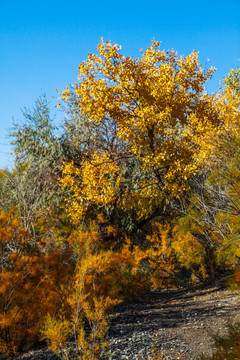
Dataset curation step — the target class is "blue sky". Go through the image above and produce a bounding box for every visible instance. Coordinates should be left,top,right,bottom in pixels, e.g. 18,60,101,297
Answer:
0,0,239,169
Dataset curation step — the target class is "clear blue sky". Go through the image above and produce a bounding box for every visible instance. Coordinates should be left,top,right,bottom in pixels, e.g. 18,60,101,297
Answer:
0,0,239,169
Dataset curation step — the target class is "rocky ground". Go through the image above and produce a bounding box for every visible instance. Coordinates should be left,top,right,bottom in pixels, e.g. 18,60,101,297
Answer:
109,285,240,359
4,285,240,360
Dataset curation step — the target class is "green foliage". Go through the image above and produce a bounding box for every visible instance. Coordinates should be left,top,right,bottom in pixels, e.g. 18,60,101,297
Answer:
0,169,13,212
1,96,65,234
223,68,240,94
11,95,61,165
171,129,240,281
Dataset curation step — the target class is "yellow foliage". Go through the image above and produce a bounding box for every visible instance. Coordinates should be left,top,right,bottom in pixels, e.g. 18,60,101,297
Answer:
41,315,71,357
60,152,121,222
60,40,239,197
147,223,184,288
42,222,152,359
172,227,208,281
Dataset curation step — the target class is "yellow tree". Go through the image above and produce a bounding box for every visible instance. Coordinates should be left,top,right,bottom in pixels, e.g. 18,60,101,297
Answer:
61,40,231,200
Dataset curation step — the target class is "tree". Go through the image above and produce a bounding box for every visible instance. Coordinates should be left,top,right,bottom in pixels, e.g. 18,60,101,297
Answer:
11,95,61,167
223,67,240,94
60,91,172,244
61,90,126,165
171,68,240,281
5,96,66,235
61,40,230,200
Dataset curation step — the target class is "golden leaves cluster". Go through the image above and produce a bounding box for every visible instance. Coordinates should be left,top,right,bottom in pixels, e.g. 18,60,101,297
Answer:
60,152,121,222
61,39,238,196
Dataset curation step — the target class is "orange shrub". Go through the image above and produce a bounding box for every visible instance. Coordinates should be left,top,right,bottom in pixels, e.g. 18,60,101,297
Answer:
0,210,73,355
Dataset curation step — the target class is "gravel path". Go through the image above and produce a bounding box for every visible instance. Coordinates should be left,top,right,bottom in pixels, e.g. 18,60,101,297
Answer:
108,286,240,359
4,286,240,360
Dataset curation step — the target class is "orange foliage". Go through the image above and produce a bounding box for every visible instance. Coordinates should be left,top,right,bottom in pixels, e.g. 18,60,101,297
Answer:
42,221,152,359
0,210,73,354
147,223,188,288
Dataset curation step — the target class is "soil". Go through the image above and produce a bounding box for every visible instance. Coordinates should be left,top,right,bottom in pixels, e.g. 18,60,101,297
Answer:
109,284,240,359
3,285,240,360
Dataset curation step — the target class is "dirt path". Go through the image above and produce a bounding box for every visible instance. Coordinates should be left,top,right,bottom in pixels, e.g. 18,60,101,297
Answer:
108,286,240,359
4,286,240,360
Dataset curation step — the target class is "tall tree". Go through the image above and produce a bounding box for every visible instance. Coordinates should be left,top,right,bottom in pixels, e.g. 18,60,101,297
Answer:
4,96,64,234
61,40,233,200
